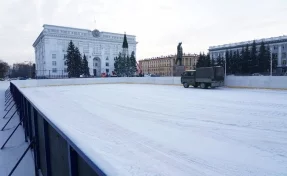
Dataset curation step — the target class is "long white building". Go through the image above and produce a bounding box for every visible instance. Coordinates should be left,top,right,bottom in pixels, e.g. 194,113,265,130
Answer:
209,36,287,73
33,24,137,77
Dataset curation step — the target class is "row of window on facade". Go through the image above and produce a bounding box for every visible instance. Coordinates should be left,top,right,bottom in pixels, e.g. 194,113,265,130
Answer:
212,49,287,58
142,61,196,67
38,68,111,74
50,68,67,73
52,61,110,67
53,54,111,60
92,63,109,67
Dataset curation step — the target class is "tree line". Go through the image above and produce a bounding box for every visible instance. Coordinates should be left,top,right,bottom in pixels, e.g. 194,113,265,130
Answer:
196,41,277,75
0,60,9,78
0,60,36,79
114,51,137,77
65,41,90,78
65,40,138,77
10,62,35,78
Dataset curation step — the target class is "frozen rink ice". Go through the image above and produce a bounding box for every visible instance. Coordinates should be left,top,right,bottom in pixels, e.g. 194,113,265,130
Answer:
21,84,287,176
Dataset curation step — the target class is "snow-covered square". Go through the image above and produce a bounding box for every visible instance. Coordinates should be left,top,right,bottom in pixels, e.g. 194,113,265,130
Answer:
20,84,287,176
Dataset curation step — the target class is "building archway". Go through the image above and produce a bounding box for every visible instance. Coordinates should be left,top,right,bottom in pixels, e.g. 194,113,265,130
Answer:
93,57,101,77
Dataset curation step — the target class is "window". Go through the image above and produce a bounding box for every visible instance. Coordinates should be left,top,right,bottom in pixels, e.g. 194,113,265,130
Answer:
95,63,98,67
52,68,57,73
274,53,278,58
184,71,194,76
282,60,287,66
106,62,109,66
106,57,109,60
64,68,67,72
52,54,56,59
52,61,56,66
106,69,109,73
282,52,286,58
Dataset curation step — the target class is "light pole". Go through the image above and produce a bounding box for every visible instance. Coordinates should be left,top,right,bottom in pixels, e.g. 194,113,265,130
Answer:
225,57,227,78
270,47,273,76
224,53,227,81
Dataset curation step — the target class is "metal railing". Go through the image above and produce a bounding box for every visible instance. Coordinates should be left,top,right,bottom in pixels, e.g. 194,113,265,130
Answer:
1,82,107,176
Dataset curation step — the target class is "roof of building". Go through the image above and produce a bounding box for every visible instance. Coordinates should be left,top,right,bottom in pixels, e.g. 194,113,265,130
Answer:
139,54,199,61
209,35,287,51
43,24,136,37
33,24,137,47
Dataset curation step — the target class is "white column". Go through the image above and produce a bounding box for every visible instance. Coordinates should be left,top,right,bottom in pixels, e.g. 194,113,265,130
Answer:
278,45,282,67
89,55,93,76
210,52,213,61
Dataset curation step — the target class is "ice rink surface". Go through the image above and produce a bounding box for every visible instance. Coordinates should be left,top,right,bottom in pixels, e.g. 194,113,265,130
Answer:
21,84,287,176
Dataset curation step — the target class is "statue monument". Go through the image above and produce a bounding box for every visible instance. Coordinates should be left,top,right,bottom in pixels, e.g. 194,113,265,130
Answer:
175,42,183,66
173,42,185,76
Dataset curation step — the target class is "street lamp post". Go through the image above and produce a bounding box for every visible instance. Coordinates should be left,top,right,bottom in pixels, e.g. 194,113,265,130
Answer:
225,57,227,78
270,47,273,76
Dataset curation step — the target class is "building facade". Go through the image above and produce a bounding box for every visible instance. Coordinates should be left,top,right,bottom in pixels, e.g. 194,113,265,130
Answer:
209,35,287,73
33,24,137,77
139,54,199,76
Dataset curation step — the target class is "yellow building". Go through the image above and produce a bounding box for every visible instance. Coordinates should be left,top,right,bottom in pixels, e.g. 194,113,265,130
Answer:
139,54,199,76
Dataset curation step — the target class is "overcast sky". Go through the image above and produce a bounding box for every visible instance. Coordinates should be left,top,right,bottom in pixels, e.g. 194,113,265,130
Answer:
0,0,286,64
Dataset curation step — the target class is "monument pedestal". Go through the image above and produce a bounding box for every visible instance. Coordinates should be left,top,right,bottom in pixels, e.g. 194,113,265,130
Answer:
173,66,185,76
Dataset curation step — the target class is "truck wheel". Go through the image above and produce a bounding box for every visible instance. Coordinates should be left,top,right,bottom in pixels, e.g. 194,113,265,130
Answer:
200,83,206,89
183,83,189,88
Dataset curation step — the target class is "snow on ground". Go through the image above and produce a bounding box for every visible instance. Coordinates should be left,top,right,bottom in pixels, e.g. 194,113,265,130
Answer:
20,84,287,176
0,82,35,176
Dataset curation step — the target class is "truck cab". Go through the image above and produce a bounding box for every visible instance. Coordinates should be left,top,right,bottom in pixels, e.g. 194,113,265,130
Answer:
181,70,197,88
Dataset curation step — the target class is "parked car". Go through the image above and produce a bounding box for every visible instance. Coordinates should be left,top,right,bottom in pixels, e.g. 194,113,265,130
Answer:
18,77,27,80
252,73,263,76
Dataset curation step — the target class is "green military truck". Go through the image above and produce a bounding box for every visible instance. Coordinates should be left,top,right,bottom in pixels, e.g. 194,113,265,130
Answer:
181,66,224,89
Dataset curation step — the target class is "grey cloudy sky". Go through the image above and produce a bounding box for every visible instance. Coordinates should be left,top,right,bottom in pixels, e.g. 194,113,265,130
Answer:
0,0,286,64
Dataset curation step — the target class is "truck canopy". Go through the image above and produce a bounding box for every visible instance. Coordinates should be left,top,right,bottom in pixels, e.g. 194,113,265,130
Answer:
196,66,224,81
213,66,224,81
196,67,214,79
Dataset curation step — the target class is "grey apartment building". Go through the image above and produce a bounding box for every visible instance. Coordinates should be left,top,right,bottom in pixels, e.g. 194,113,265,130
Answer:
209,36,287,73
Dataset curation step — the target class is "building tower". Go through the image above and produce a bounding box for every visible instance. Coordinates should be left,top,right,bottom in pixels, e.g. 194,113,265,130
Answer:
122,33,129,57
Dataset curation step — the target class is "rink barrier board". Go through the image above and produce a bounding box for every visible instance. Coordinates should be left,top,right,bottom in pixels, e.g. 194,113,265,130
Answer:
225,76,287,89
11,76,287,90
226,86,287,90
9,82,107,176
18,82,182,89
